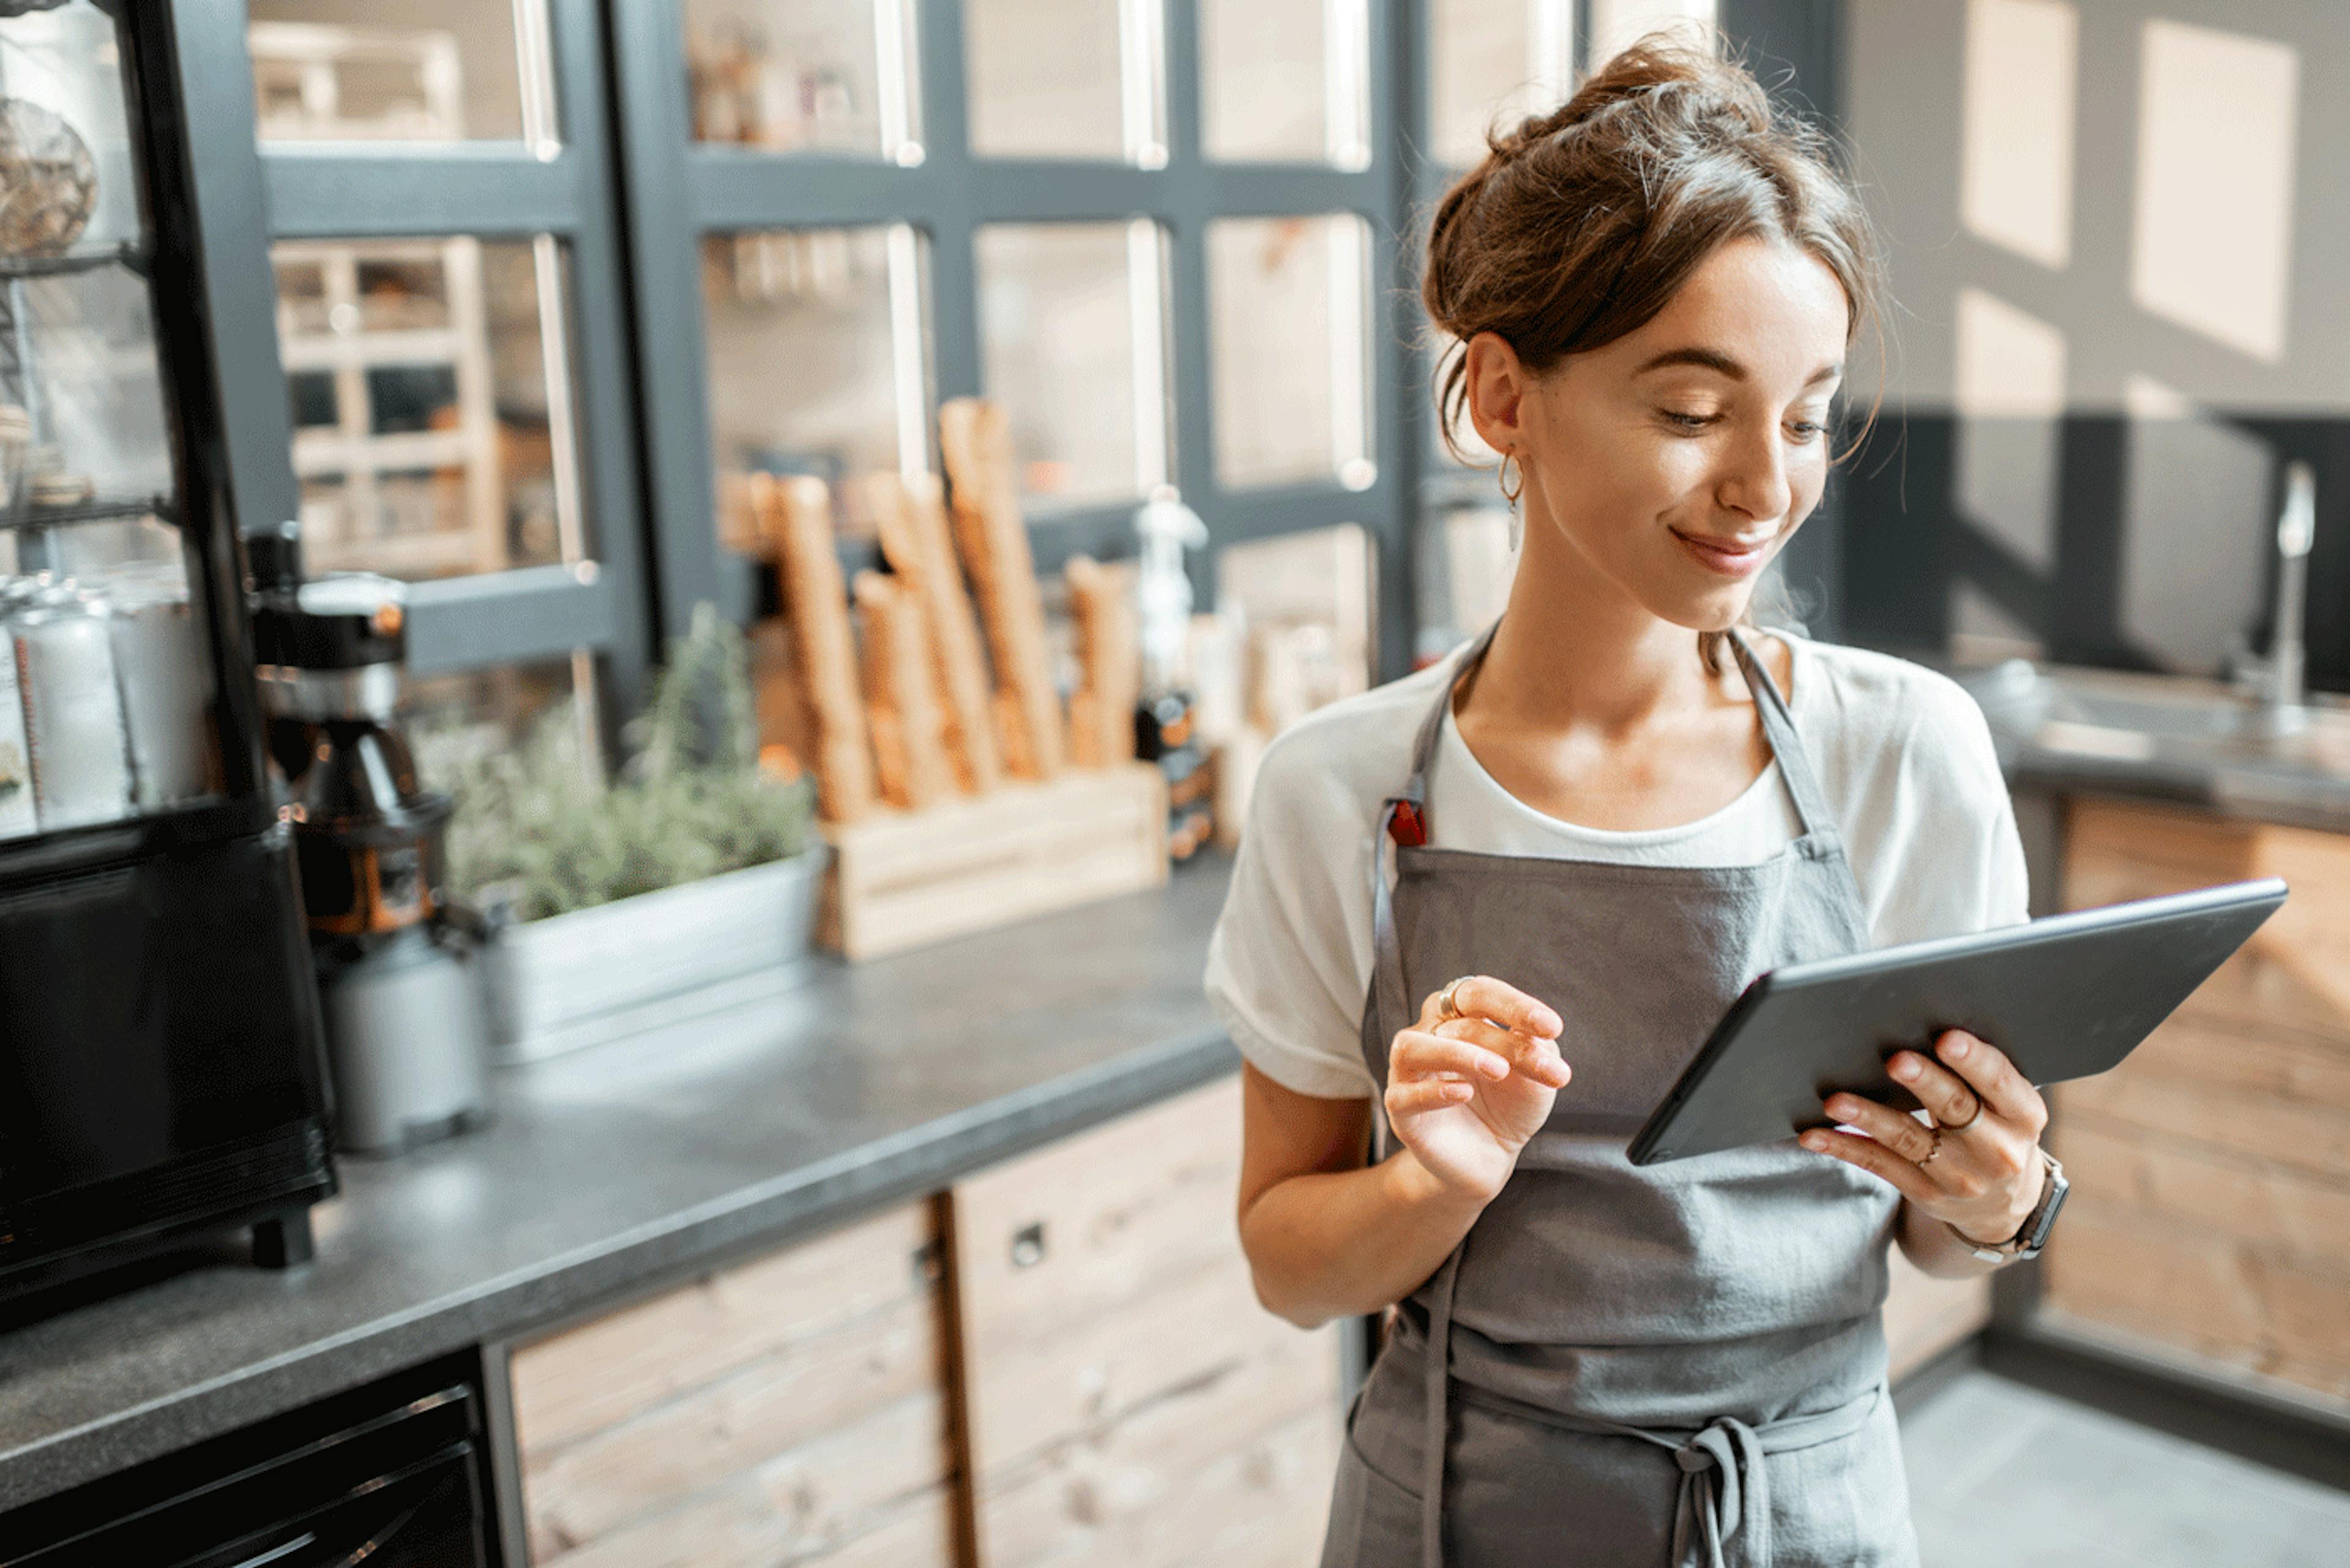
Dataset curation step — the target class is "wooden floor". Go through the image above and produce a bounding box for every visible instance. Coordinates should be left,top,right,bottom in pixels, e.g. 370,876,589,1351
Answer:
1901,1369,2350,1568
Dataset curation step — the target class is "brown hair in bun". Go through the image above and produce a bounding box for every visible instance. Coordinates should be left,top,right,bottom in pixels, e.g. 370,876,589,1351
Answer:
1425,36,1887,666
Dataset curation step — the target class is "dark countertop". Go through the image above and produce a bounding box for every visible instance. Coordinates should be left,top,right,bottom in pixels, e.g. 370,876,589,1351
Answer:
0,856,1241,1513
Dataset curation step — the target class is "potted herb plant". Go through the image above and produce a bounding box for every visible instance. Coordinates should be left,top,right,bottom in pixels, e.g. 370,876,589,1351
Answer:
430,604,824,1062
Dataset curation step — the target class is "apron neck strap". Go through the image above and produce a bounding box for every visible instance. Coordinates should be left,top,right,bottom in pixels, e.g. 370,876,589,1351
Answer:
1392,618,1499,822
1721,624,1833,843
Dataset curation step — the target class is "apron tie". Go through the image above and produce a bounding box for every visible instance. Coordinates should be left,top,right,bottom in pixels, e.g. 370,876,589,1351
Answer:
1415,1269,1883,1568
1667,1416,1770,1568
1419,1245,1462,1568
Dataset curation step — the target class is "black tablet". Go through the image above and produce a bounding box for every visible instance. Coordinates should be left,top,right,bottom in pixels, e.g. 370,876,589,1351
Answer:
1625,877,2288,1166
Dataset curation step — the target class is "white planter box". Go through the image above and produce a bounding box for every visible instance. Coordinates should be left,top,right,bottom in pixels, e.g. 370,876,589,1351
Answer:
477,850,826,1064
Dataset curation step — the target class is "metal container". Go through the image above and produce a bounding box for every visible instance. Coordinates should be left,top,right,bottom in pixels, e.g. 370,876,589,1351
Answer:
105,565,215,807
474,849,826,1064
12,583,131,831
320,924,491,1153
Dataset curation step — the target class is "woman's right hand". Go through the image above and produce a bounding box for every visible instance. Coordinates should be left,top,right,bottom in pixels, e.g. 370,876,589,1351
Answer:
1385,977,1570,1203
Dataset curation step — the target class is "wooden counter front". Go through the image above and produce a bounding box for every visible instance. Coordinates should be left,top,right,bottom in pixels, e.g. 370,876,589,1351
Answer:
2044,797,2350,1403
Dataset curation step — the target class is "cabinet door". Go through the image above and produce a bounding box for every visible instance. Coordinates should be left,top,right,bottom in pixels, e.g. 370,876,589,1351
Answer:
2046,798,2350,1403
509,1198,958,1568
950,1073,1343,1568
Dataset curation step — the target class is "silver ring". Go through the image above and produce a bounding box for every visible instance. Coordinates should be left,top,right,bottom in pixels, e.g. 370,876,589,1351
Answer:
1932,1096,1985,1135
1436,975,1475,1022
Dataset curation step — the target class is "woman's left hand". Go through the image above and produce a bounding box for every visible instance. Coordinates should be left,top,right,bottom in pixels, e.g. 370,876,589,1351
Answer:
1799,1028,2050,1247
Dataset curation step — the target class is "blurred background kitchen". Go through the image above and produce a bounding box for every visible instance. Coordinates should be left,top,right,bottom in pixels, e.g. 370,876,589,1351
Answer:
0,1,2344,1565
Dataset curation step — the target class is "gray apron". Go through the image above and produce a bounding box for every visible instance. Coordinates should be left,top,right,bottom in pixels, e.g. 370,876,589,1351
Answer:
1322,624,1917,1568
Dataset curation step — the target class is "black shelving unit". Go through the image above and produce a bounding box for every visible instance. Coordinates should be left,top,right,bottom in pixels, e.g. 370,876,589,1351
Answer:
0,0,332,1307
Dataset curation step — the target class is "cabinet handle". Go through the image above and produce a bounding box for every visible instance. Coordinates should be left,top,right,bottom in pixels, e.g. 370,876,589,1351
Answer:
1010,1221,1047,1268
911,1238,944,1286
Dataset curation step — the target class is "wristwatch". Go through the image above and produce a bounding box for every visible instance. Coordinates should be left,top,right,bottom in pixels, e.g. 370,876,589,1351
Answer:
1947,1148,2068,1263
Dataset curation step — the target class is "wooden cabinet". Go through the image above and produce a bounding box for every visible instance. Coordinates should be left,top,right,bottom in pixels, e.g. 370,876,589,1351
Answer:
949,1074,1344,1568
503,1076,1343,1567
509,1200,960,1568
2043,797,2350,1402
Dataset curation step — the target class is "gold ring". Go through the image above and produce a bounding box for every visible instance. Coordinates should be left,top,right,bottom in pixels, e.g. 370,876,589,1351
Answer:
1436,976,1474,1022
1917,1124,1945,1167
1933,1096,1985,1135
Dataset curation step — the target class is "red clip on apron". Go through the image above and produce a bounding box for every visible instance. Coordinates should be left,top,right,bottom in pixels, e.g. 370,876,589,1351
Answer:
1322,622,1919,1568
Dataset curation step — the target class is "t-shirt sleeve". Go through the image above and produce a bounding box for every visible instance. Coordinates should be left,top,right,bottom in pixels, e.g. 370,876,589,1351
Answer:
1848,670,2032,948
1203,734,1381,1100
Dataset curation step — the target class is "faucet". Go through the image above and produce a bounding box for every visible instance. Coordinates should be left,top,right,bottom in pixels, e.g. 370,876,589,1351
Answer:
2234,460,2314,731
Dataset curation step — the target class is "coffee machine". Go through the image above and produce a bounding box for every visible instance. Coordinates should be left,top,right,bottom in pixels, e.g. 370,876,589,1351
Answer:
253,564,488,1154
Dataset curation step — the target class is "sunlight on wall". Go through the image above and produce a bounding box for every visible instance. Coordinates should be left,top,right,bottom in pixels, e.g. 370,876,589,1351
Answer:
2130,20,2299,364
1959,0,2076,270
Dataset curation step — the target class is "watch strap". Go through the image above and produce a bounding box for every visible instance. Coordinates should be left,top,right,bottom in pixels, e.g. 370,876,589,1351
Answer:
1952,1148,2067,1263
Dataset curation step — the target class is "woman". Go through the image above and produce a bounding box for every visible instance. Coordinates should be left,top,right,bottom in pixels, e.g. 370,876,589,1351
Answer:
1207,39,2054,1568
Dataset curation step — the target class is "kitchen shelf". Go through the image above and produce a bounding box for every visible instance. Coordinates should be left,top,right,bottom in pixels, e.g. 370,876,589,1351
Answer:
0,242,150,282
0,493,171,534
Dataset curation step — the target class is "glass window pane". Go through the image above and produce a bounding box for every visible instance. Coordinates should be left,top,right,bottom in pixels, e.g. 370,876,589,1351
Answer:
679,0,920,160
976,220,1168,507
965,0,1158,163
1209,215,1371,490
247,1,555,144
1201,0,1367,166
1430,0,1575,168
703,225,932,546
275,235,585,581
408,651,600,782
1215,523,1374,718
1587,0,1715,66
2130,19,2299,363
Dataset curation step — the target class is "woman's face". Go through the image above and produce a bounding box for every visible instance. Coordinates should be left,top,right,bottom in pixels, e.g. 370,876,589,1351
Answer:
1466,236,1851,633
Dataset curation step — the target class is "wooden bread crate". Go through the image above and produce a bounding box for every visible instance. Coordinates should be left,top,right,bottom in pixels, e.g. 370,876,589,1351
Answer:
818,760,1168,960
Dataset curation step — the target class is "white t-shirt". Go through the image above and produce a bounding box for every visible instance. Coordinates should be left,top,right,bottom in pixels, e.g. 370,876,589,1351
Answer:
1204,629,2032,1099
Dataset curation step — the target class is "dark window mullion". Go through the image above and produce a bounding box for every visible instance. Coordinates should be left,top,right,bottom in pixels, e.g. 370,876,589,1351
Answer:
1212,485,1393,545
401,565,619,678
1160,0,1213,562
685,155,945,230
609,0,727,641
919,0,981,404
1369,0,1425,679
542,0,654,711
1193,164,1384,217
259,148,586,240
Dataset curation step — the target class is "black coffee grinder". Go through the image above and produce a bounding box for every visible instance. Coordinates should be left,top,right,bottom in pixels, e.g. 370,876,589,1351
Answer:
252,556,488,1154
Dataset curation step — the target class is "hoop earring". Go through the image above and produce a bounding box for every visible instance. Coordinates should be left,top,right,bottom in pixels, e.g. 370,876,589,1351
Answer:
1497,452,1524,507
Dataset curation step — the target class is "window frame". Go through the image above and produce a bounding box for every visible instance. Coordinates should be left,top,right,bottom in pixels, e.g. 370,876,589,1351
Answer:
179,0,653,724
611,0,1422,679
